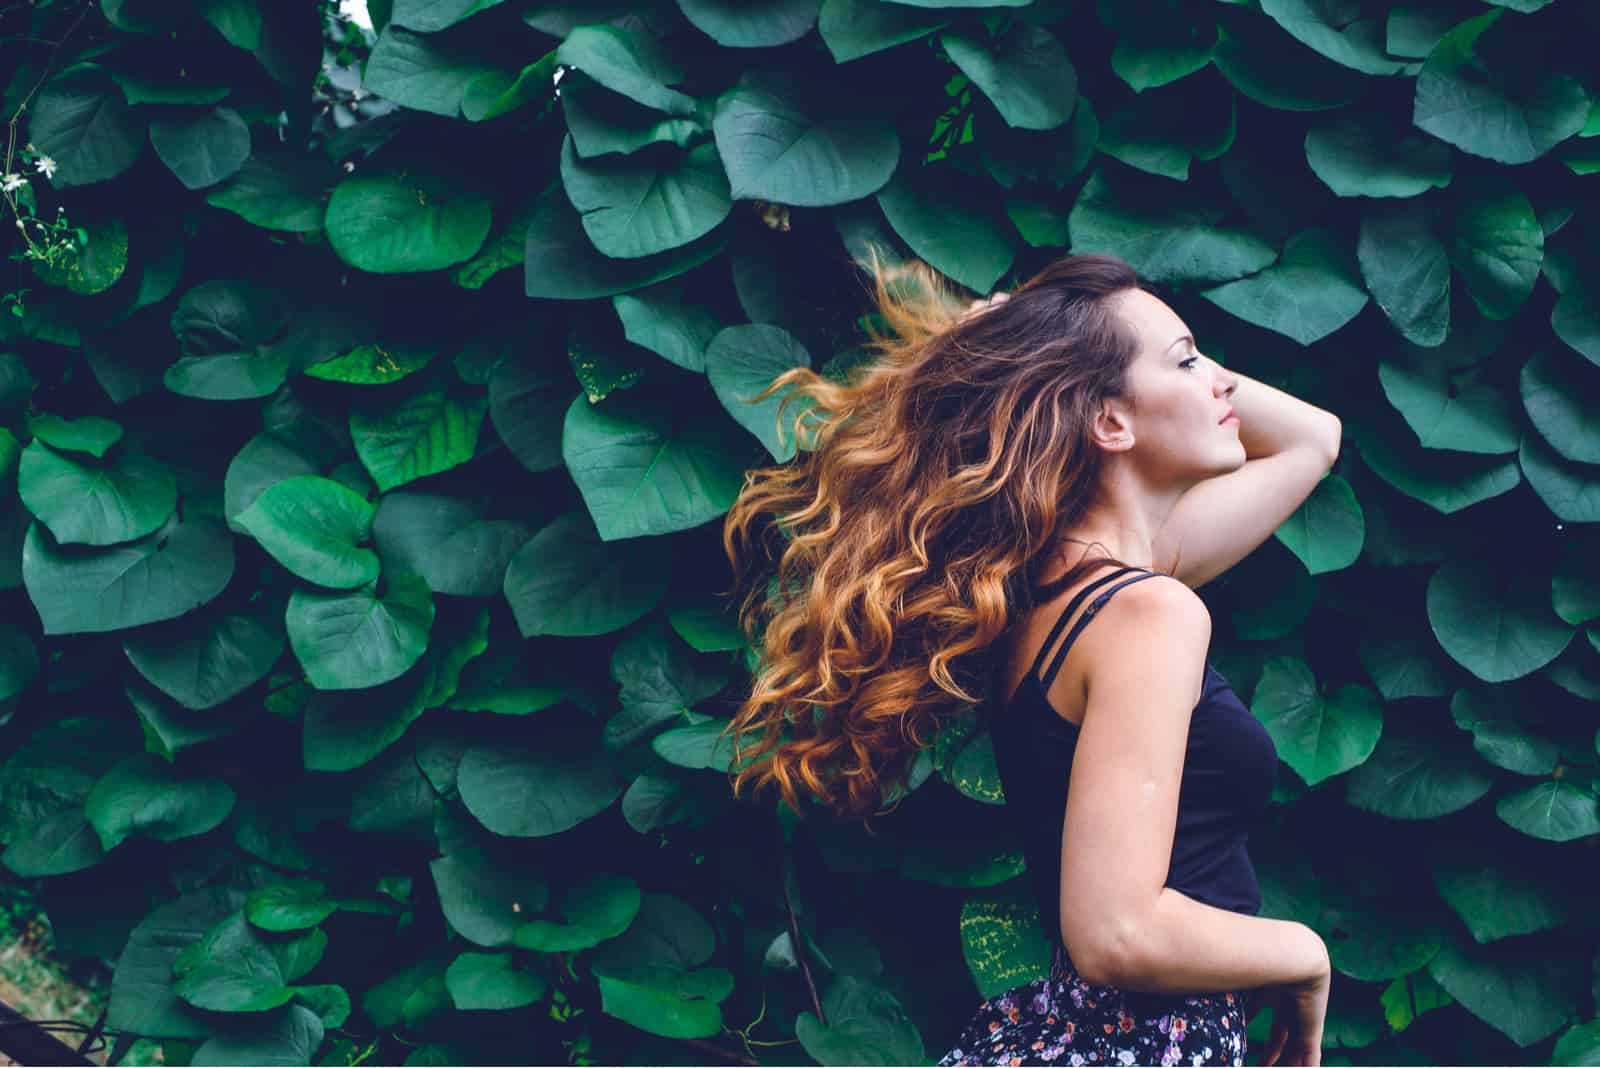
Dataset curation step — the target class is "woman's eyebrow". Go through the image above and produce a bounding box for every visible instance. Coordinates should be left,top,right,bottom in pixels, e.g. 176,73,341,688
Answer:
1166,334,1194,353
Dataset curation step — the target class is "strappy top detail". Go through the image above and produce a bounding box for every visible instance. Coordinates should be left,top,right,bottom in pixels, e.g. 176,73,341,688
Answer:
1026,564,1163,709
986,562,1279,952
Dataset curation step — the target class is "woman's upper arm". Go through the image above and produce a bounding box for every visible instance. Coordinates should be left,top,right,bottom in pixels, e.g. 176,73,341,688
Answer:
1055,578,1211,984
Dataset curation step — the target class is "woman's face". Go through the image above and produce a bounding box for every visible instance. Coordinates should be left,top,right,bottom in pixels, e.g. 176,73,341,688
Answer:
1103,288,1245,481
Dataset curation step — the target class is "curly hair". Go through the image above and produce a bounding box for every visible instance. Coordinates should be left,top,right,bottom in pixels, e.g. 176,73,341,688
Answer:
718,248,1179,824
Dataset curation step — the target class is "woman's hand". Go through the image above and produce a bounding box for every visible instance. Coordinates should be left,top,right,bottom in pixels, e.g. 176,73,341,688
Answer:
1254,962,1330,1067
959,290,1009,323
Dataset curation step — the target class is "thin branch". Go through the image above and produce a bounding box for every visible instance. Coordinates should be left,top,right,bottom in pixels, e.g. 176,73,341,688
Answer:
779,820,826,1028
683,1036,759,1066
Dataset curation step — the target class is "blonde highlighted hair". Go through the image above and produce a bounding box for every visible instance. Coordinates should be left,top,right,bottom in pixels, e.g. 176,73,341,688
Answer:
719,248,1173,823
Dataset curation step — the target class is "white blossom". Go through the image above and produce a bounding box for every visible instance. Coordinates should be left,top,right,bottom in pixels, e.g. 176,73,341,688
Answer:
33,155,56,179
0,173,25,194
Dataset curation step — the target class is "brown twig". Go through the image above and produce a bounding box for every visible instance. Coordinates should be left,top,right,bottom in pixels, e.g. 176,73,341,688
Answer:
779,821,826,1027
683,1036,759,1066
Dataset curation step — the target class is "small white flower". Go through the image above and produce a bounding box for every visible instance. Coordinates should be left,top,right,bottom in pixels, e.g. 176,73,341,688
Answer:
342,160,355,172
33,155,56,179
1,173,25,194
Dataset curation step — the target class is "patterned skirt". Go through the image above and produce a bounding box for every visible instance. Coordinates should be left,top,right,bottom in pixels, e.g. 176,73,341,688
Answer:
936,942,1252,1066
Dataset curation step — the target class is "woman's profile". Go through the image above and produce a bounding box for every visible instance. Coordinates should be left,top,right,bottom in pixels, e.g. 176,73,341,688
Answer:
718,251,1341,1066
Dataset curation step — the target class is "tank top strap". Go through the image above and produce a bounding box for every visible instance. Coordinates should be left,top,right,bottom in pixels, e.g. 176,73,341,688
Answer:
1026,564,1146,684
1035,567,1163,691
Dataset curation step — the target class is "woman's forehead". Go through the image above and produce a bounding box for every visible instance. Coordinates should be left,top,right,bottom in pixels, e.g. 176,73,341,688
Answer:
1115,289,1188,348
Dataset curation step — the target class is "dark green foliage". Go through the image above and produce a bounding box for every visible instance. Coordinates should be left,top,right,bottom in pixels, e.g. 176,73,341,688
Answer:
0,0,1597,1064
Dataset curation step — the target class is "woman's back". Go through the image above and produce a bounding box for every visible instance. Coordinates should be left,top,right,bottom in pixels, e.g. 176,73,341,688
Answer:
984,557,1278,960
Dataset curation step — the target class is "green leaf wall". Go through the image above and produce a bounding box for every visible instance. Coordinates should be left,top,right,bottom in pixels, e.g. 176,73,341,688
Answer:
1,0,1598,1063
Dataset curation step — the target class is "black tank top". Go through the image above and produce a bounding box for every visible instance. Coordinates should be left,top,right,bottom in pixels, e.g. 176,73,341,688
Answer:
986,563,1278,952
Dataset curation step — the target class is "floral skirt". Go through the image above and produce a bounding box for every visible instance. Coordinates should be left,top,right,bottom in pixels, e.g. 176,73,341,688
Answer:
937,942,1252,1066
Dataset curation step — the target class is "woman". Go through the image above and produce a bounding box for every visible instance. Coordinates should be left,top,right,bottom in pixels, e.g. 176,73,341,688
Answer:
719,252,1338,1066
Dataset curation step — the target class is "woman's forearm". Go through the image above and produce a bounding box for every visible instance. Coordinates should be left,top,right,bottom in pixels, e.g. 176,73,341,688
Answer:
1226,368,1342,462
1095,887,1329,996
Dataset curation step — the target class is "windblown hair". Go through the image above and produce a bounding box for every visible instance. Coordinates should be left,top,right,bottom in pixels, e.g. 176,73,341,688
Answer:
719,249,1178,824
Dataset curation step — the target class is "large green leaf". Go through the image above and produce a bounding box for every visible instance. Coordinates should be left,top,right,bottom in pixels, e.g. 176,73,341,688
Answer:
391,0,505,32
17,441,177,547
349,388,486,492
1519,434,1600,524
1304,112,1452,198
957,878,1051,1000
22,515,235,635
456,708,626,836
875,163,1016,294
1357,201,1451,346
817,0,945,63
301,603,487,771
558,136,731,259
1377,345,1520,455
326,173,492,274
525,182,725,299
703,324,815,462
1210,7,1366,112
612,281,720,374
1427,932,1583,1046
148,107,251,190
553,22,696,116
206,148,333,232
1252,656,1383,786
1200,229,1367,345
942,22,1074,131
1096,75,1235,181
304,342,433,385
1259,0,1406,75
430,845,549,947
1103,0,1216,93
109,888,248,1039
27,413,123,457
172,911,293,1013
166,279,292,401
362,24,501,116
1413,10,1589,165
1444,175,1543,321
0,716,133,877
236,475,379,589
85,753,236,851
795,976,925,1066
1352,415,1521,514
678,0,821,47
224,432,319,534
1496,780,1600,842
1429,840,1569,943
588,893,733,1039
125,606,285,710
372,492,531,597
445,952,547,1011
559,69,706,159
1450,685,1560,776
501,511,669,637
192,1004,326,1066
1427,557,1574,682
1519,348,1600,464
27,66,145,187
514,871,640,952
1067,168,1277,284
1343,726,1494,820
286,574,435,689
1274,473,1363,574
712,70,900,207
362,955,452,1030
562,387,752,541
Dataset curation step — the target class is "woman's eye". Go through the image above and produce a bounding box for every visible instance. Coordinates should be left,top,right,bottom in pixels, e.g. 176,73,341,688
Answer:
1180,356,1198,369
